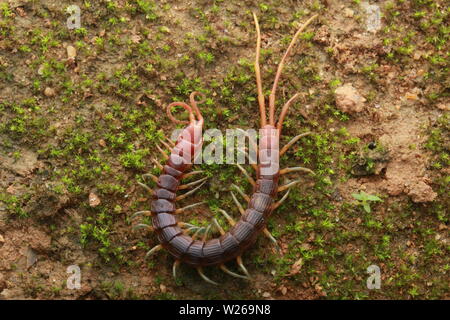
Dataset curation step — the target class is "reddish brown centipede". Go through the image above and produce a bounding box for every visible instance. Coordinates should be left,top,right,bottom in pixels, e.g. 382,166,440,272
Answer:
132,13,318,284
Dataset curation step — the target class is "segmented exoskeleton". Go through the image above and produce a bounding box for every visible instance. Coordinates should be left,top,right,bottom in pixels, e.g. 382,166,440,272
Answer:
132,14,318,284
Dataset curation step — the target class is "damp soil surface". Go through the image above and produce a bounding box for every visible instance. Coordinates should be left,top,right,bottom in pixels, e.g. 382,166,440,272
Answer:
0,0,449,300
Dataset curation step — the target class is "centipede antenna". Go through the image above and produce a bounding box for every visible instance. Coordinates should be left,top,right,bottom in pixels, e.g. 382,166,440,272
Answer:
151,158,164,170
279,166,314,175
269,15,318,125
175,181,207,201
272,189,290,211
276,93,301,132
252,13,266,128
230,191,246,215
189,91,205,122
197,267,218,285
212,218,226,236
182,170,204,179
145,244,162,259
131,210,152,219
132,223,153,232
220,264,250,280
174,201,206,214
178,177,208,190
269,14,318,126
137,182,153,194
217,209,236,227
143,173,159,184
236,256,251,279
236,164,256,187
277,179,301,193
280,132,312,156
173,260,180,279
231,184,251,203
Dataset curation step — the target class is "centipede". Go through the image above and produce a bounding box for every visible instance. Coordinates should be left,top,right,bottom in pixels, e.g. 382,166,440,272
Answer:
132,13,318,284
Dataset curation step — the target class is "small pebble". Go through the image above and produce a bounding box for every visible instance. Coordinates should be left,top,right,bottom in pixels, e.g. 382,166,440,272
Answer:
67,45,77,59
44,87,55,97
89,192,101,207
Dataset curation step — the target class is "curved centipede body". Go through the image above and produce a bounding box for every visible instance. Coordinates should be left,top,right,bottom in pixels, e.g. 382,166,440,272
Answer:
133,13,318,284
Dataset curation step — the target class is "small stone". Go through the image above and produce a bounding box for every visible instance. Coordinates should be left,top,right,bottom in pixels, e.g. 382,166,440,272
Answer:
26,247,37,268
344,8,354,18
98,139,106,147
0,273,5,291
37,64,45,75
44,87,55,97
436,103,449,111
262,292,271,298
160,284,167,293
89,192,101,207
67,45,77,59
335,84,366,114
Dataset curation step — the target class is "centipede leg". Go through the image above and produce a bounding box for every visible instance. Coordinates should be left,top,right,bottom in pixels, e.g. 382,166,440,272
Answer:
155,144,169,160
280,132,312,156
182,170,204,179
174,201,206,214
143,173,159,184
278,180,301,193
279,167,314,175
231,183,250,203
133,223,154,232
212,218,225,235
220,264,250,280
230,191,245,215
131,210,152,219
158,138,173,151
151,158,164,170
272,189,290,211
236,164,256,187
145,244,162,259
137,182,153,194
236,256,251,279
217,209,236,227
236,146,258,172
173,260,180,279
175,180,207,201
161,133,175,148
178,177,208,190
197,267,218,285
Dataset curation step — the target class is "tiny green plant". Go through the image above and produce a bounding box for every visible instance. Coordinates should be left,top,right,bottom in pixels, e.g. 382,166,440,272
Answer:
352,191,383,213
